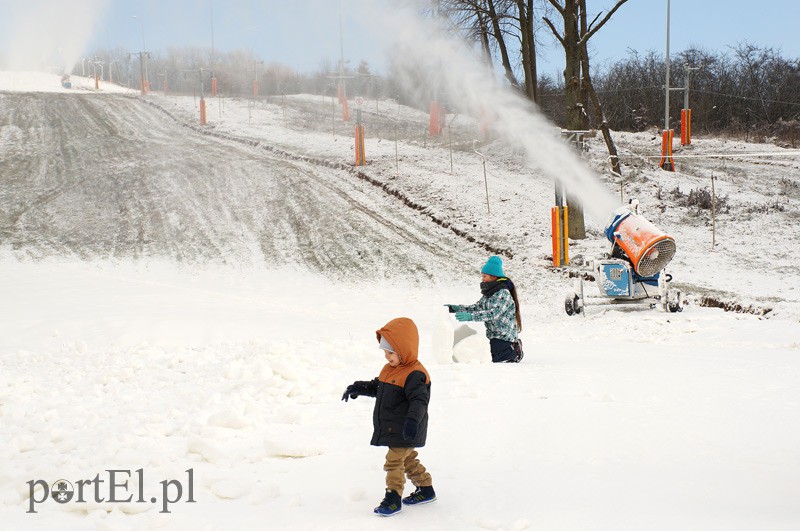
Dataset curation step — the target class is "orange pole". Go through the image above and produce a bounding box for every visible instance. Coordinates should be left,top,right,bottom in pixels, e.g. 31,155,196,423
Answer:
551,207,561,267
479,106,492,142
360,125,366,165
200,97,207,125
354,125,360,165
686,109,692,145
562,206,569,265
211,77,217,97
680,109,687,145
659,129,675,171
354,125,366,166
429,101,440,136
667,129,675,171
342,98,350,122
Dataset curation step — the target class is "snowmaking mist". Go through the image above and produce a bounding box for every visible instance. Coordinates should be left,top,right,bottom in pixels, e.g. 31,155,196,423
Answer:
0,0,109,72
367,2,620,225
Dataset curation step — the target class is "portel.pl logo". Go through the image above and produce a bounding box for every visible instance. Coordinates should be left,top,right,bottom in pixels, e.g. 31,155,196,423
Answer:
27,469,195,514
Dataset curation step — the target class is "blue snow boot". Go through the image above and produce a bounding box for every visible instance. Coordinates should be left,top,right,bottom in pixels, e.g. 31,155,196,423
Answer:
374,489,402,516
402,485,436,505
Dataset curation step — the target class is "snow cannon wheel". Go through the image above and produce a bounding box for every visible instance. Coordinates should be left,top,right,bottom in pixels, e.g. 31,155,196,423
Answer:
565,294,582,316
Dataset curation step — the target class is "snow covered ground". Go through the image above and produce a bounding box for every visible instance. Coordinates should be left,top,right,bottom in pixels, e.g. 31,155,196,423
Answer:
1,72,799,530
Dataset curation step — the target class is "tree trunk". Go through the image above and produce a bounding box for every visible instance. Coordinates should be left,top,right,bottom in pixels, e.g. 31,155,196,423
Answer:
578,1,590,130
562,1,586,239
517,0,538,102
473,2,494,66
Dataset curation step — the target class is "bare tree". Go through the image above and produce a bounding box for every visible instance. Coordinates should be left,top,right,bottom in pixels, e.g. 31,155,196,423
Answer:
436,0,543,102
543,0,628,239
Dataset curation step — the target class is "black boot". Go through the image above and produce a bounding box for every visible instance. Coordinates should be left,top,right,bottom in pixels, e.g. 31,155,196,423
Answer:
374,489,402,516
402,485,436,505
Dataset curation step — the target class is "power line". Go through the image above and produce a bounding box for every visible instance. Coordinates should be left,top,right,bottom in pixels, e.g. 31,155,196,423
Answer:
691,88,800,108
538,85,800,109
636,151,800,159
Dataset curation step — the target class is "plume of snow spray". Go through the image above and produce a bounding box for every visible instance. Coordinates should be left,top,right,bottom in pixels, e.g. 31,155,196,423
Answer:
0,0,109,73
366,1,621,224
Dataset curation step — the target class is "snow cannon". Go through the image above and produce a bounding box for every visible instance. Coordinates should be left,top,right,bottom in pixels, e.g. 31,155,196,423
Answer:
604,206,676,277
564,204,682,316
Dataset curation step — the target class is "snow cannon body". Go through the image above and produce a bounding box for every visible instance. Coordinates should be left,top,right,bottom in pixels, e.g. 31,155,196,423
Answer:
604,206,676,277
565,204,682,316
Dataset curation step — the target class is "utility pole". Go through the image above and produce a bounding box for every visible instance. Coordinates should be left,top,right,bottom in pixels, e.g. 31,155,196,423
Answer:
684,62,700,111
132,16,148,93
660,0,674,171
663,0,670,132
128,51,149,95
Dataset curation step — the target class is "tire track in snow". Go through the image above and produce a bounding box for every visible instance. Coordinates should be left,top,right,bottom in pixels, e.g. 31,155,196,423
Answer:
0,92,482,280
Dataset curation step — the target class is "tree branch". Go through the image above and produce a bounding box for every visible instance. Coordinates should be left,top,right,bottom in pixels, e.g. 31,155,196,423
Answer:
582,0,629,43
542,16,565,47
546,0,565,17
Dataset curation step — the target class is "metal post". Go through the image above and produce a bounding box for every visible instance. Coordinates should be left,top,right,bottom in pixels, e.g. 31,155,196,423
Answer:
684,62,690,110
711,175,717,249
473,142,490,215
448,127,453,174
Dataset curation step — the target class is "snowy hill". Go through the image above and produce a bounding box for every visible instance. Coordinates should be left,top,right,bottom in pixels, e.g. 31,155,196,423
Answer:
1,71,799,530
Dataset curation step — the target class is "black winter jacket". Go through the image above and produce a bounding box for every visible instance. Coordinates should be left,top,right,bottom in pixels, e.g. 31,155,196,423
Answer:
364,371,430,448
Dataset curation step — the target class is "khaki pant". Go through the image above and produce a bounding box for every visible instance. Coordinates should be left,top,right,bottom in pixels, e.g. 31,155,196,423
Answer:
383,447,432,495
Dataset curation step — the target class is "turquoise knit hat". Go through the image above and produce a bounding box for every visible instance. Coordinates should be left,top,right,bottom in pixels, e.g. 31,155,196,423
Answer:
481,256,504,277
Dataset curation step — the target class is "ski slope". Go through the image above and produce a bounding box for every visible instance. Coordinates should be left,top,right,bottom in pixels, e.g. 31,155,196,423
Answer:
1,72,799,530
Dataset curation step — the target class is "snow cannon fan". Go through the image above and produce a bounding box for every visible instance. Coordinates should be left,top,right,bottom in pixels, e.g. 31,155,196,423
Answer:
604,206,676,277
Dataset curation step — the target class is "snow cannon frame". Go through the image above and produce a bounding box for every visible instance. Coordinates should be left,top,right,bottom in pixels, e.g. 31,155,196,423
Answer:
604,207,676,277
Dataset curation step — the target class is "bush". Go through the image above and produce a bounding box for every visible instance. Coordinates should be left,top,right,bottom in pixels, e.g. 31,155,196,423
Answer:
672,186,729,213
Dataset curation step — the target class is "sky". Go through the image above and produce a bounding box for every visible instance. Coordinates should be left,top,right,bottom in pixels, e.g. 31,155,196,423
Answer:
0,0,798,76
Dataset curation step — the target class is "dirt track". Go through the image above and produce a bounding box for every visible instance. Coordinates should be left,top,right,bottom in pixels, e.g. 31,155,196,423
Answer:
0,92,479,280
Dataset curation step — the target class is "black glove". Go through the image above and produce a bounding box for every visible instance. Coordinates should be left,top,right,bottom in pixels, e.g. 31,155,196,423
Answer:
341,380,375,402
444,304,459,313
402,417,418,441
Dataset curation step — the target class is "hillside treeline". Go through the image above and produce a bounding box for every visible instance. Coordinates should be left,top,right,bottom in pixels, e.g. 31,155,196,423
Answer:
84,47,390,105
537,44,800,145
82,43,799,144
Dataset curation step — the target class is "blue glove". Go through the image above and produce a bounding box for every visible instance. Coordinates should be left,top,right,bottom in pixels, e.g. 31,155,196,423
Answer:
444,304,459,313
402,417,418,441
455,312,473,322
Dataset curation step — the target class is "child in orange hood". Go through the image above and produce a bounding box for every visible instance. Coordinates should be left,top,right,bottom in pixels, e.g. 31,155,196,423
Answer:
342,317,436,516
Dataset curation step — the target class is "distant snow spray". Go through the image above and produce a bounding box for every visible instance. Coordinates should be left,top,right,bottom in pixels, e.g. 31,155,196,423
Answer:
361,0,620,224
0,0,110,72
